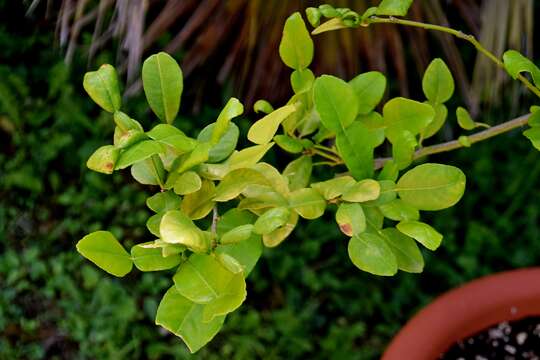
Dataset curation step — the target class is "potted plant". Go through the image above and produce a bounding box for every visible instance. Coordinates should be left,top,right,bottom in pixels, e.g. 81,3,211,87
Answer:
75,0,540,354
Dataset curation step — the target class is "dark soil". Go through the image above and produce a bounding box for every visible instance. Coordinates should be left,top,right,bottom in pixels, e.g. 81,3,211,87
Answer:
440,316,540,360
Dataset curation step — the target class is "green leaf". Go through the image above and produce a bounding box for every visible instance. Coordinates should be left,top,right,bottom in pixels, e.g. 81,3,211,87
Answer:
422,58,454,104
262,211,298,247
503,50,540,88
341,179,380,202
283,155,312,191
114,111,143,132
274,135,304,154
214,169,269,202
174,171,202,195
210,98,243,144
397,220,443,250
146,191,181,213
220,224,254,245
391,130,417,170
383,97,435,143
458,135,472,147
336,203,366,236
113,127,148,149
253,207,290,235
83,64,121,113
375,0,413,16
76,231,133,277
456,107,476,130
142,52,183,123
131,242,182,271
173,253,238,303
251,163,290,195
378,199,419,221
115,140,164,170
349,71,386,114
279,12,314,70
336,121,381,180
378,160,399,182
396,163,466,210
291,69,315,94
176,142,211,174
228,143,274,169
364,206,384,233
197,123,239,163
147,124,197,154
306,7,322,27
311,176,356,200
314,75,359,133
160,210,210,252
86,145,119,174
288,188,326,219
216,209,262,275
131,156,165,186
146,212,164,237
253,100,274,114
348,233,397,276
181,179,216,220
523,127,540,151
380,228,424,273
421,103,447,139
155,286,225,354
248,104,296,145
202,272,246,322
364,180,396,206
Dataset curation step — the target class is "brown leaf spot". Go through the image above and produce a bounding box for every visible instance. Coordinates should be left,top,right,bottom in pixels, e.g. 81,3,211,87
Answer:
339,223,353,237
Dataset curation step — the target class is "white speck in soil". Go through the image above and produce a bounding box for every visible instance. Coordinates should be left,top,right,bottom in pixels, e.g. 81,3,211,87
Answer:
505,344,516,354
517,332,528,345
511,307,518,315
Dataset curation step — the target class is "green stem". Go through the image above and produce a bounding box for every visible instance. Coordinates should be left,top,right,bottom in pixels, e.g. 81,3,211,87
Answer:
374,113,531,169
311,148,342,163
368,16,540,99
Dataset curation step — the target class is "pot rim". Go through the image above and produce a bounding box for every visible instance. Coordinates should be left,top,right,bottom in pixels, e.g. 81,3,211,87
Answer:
382,267,540,360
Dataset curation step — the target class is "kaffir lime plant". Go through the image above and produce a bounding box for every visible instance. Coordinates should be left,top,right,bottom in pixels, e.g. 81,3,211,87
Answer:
76,0,540,352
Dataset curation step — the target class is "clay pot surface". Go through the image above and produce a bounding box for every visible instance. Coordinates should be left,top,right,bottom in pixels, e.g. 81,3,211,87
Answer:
383,267,540,360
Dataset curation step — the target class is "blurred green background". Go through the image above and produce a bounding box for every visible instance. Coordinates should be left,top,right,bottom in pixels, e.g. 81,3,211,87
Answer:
1,1,539,359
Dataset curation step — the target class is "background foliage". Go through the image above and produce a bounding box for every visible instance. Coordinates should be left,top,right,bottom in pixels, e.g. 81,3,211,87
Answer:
1,0,540,359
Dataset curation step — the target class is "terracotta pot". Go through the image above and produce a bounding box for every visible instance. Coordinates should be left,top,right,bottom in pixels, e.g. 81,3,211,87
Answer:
383,267,540,360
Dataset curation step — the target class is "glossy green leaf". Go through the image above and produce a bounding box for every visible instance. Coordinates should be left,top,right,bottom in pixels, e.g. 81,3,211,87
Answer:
291,69,315,94
202,272,246,323
210,98,243,144
349,71,386,114
76,231,132,277
146,191,181,213
397,220,443,250
214,168,269,201
197,123,239,163
131,242,182,271
228,143,274,169
503,50,540,88
142,52,183,123
113,111,143,132
147,124,197,154
174,171,202,195
306,7,321,27
528,106,540,127
131,156,165,186
216,209,262,275
378,160,399,182
311,176,356,200
380,228,424,273
220,224,254,245
176,142,211,174
336,203,366,237
248,104,296,145
160,210,210,252
262,211,298,247
391,130,417,170
348,232,397,276
378,199,419,221
181,179,216,220
314,75,359,133
283,155,312,191
274,134,304,154
523,127,540,151
341,179,380,203
289,188,326,219
364,206,384,233
251,163,290,195
421,103,447,139
155,286,224,354
86,145,119,174
375,0,413,16
422,58,454,104
383,97,435,143
83,64,121,113
115,140,164,170
113,127,147,149
279,12,314,70
364,180,396,206
146,212,164,237
396,163,466,211
456,107,476,130
140,239,185,258
253,207,290,235
336,121,381,180
253,100,274,114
